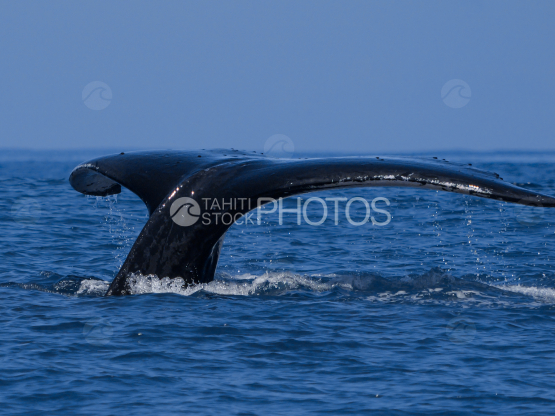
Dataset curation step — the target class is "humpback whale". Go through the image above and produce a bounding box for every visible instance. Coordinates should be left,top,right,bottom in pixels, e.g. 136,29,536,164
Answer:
69,149,555,296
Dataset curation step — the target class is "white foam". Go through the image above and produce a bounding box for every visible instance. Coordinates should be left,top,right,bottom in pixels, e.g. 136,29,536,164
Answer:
126,272,335,297
445,290,481,299
76,279,110,296
498,284,555,303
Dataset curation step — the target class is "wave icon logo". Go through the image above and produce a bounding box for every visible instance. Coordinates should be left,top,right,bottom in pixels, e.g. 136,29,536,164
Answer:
513,198,544,227
446,317,476,344
83,318,113,346
441,79,471,108
11,198,42,228
264,134,295,157
170,197,201,227
82,81,112,110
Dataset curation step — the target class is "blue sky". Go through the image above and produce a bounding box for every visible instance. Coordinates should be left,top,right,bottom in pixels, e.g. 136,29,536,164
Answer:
0,1,553,153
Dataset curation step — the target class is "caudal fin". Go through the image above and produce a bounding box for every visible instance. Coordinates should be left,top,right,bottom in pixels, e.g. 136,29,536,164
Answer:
69,150,555,295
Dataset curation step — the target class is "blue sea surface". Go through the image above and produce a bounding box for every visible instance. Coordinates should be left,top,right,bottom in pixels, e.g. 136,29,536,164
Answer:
1,150,555,415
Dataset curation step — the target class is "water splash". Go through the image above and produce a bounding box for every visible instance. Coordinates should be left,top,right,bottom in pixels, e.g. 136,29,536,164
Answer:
498,284,555,303
126,271,333,296
91,195,137,273
76,278,110,296
3,268,555,308
118,268,555,305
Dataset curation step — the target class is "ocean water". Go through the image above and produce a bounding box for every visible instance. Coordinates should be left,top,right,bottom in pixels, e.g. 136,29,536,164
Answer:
1,150,555,415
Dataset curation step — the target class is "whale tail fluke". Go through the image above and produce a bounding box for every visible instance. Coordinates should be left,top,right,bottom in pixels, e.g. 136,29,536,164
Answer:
69,150,555,296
